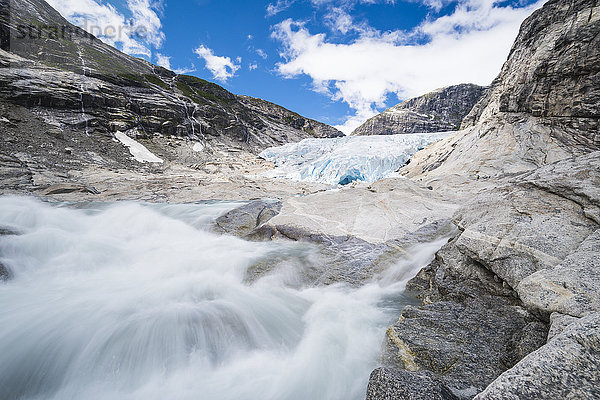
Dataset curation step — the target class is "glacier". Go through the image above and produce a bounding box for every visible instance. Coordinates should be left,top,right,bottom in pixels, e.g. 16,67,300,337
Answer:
260,132,451,185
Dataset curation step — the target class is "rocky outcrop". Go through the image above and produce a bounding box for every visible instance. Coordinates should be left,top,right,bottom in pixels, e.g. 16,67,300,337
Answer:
0,0,342,195
403,0,599,179
369,0,600,398
366,368,458,400
475,312,600,399
352,84,487,136
374,238,548,399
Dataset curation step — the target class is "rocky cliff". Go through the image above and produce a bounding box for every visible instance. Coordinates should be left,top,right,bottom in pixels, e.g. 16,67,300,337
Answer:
368,0,600,398
0,0,342,194
351,84,487,136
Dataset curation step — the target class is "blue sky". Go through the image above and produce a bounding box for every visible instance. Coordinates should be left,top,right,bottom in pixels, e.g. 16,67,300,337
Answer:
46,0,544,133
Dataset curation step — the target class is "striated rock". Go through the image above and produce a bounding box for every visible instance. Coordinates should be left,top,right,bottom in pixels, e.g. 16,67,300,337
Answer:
475,313,600,400
366,368,458,400
403,0,599,180
463,0,600,138
0,0,342,194
352,84,487,136
40,182,99,195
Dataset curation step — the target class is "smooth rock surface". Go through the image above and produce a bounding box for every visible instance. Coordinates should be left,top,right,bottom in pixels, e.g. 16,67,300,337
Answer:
547,312,580,341
265,178,459,244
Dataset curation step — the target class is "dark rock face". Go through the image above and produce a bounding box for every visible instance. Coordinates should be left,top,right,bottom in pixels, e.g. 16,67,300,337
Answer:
463,0,600,144
352,84,487,136
475,312,600,400
0,262,8,281
380,241,548,399
366,368,458,400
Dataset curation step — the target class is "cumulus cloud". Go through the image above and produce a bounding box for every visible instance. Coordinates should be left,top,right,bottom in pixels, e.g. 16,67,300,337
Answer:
46,0,165,57
155,53,195,74
249,63,259,71
194,45,241,82
272,0,545,134
155,53,171,69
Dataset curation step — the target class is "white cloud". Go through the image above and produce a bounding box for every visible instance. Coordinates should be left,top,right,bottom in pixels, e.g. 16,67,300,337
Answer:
173,66,197,75
249,63,259,71
256,49,268,59
155,53,195,75
46,0,165,57
155,53,171,69
194,45,241,82
266,0,296,16
272,0,546,134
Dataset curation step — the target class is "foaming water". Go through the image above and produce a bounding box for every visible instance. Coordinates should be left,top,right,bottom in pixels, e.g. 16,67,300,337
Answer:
0,196,446,400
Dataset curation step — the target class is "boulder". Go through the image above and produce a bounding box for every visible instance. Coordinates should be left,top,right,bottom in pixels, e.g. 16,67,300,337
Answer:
213,199,282,238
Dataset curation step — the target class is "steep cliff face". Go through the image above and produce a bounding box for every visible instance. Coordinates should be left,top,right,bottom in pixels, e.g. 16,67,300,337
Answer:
0,0,342,159
463,0,600,141
370,0,600,399
404,0,599,179
351,84,487,136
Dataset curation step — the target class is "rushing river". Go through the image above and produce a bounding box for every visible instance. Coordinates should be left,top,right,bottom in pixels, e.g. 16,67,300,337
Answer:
0,196,447,400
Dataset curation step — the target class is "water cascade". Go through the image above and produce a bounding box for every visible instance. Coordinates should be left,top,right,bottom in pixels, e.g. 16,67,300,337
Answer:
0,196,447,400
76,47,90,136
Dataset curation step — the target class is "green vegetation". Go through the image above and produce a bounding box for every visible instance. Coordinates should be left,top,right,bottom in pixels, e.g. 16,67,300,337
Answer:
175,79,235,105
144,74,169,90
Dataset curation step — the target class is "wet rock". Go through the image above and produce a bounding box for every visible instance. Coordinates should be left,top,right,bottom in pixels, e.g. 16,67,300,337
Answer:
366,368,458,400
213,200,282,238
0,263,8,281
0,227,16,281
40,183,99,196
475,313,600,400
255,224,401,286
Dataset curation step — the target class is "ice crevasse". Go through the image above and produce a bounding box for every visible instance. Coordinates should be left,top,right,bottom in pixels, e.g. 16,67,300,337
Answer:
259,132,451,185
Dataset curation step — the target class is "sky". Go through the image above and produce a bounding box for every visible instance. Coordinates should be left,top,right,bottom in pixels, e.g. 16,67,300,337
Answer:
45,0,545,134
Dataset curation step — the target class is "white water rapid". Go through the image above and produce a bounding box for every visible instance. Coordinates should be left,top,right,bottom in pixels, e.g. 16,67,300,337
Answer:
0,196,447,400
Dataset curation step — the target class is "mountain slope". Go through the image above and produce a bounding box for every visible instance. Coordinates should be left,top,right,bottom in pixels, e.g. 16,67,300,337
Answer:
0,0,342,158
351,84,487,136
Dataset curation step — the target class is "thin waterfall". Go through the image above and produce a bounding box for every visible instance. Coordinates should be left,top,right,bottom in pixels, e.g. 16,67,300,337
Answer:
76,46,90,136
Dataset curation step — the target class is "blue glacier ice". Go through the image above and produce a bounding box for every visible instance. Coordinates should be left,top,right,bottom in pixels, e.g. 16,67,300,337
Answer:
260,132,451,185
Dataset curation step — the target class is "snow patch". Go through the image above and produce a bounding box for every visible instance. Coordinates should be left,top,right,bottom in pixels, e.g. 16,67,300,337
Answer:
260,132,450,185
115,131,163,163
193,142,205,152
